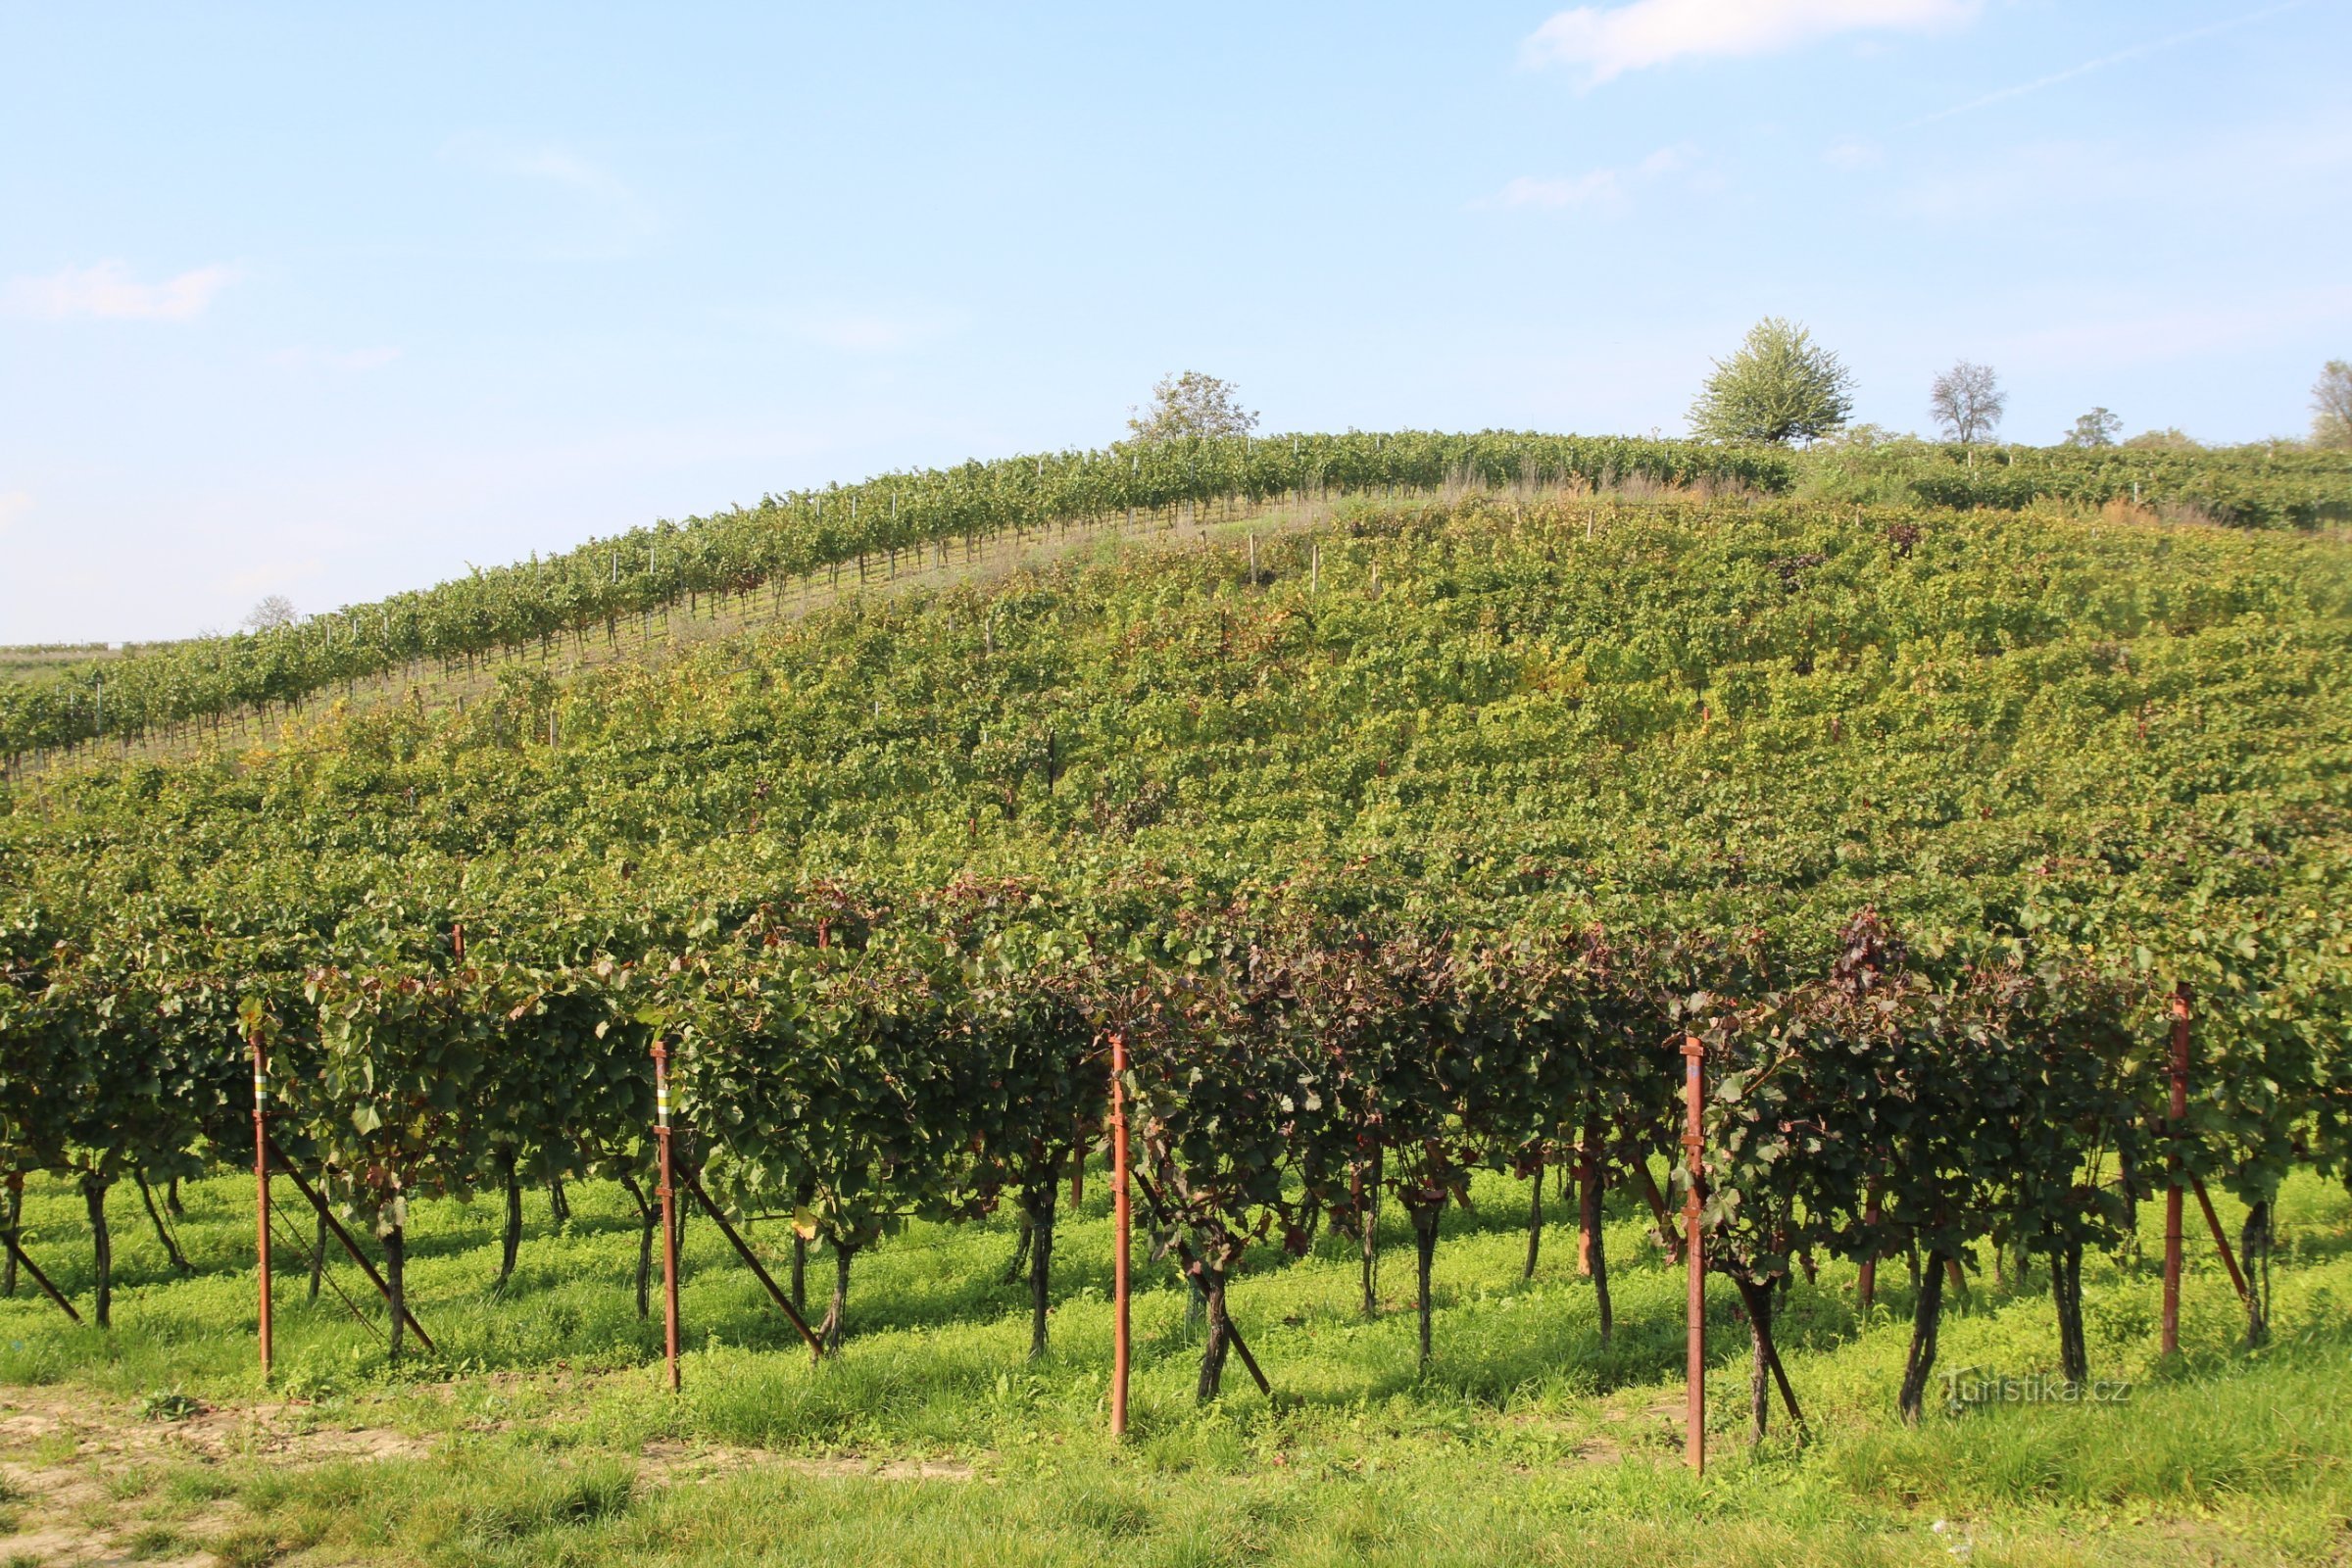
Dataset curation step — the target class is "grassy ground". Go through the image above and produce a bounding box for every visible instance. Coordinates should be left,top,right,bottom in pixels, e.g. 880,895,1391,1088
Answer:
1,1162,2345,1567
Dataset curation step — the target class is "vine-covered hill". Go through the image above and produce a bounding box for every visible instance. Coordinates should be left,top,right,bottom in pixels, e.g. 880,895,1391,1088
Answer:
7,486,2351,1417
11,493,2348,955
7,432,2347,767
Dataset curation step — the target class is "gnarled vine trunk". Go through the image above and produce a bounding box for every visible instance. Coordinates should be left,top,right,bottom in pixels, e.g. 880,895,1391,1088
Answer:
135,1171,193,1275
1897,1248,1948,1424
617,1171,655,1319
1410,1202,1441,1369
310,1192,327,1301
1195,1252,1237,1400
1523,1156,1544,1280
82,1173,113,1329
497,1147,522,1288
2241,1199,2273,1348
1358,1143,1383,1316
1580,1116,1611,1345
384,1224,408,1362
818,1239,857,1352
2047,1233,2086,1387
1022,1164,1059,1360
2,1172,20,1297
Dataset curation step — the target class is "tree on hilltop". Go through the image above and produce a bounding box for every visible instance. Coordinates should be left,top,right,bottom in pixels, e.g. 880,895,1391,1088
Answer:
2314,361,2352,449
2064,408,2122,448
1127,371,1259,444
1929,362,2006,444
1688,318,1854,446
241,595,300,632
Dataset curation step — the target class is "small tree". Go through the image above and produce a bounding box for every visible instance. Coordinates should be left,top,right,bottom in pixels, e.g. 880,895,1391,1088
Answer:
2063,408,2122,449
242,594,299,633
1929,361,2005,444
1688,318,1854,446
1127,371,1259,444
2314,361,2352,449
2124,427,2200,452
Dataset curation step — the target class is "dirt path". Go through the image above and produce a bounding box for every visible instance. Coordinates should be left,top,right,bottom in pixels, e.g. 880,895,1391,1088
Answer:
0,1382,973,1566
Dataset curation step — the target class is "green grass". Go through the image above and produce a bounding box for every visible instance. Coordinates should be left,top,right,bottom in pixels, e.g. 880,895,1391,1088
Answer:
3,1165,2347,1566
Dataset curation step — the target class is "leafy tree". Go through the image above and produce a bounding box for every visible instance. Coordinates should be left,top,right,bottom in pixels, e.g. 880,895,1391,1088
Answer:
242,595,300,633
2125,427,2201,451
1688,318,1854,447
2063,408,2122,448
1929,362,2005,444
2315,360,2352,449
1126,371,1259,444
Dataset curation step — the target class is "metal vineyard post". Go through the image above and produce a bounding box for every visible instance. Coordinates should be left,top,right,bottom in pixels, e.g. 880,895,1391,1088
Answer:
1683,1034,1705,1474
251,1020,272,1382
1111,1029,1130,1439
655,1040,681,1393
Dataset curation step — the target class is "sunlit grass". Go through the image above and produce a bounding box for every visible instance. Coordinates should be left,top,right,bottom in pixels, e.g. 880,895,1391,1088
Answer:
3,1164,2346,1565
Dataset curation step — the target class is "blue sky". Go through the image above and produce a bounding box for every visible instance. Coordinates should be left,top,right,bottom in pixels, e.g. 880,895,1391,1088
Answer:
3,1,2347,643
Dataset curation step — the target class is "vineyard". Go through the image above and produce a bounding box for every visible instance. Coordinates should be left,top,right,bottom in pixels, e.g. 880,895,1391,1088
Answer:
7,432,2349,771
5,463,2352,1562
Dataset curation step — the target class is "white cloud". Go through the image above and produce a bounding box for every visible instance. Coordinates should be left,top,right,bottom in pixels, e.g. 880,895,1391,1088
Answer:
1477,144,1696,211
1490,171,1623,210
1524,0,1978,86
0,491,29,536
3,261,239,321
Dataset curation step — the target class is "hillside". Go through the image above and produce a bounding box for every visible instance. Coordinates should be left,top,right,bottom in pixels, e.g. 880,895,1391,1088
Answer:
7,432,2348,776
5,477,2352,1563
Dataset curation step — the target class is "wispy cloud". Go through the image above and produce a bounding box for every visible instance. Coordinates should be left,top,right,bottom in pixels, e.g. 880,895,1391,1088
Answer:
3,261,240,321
1524,0,1977,86
1907,0,2309,127
441,133,658,247
1477,145,1693,211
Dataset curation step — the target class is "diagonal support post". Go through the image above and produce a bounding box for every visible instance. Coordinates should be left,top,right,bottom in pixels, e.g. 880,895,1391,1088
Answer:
682,1168,823,1363
264,1135,436,1352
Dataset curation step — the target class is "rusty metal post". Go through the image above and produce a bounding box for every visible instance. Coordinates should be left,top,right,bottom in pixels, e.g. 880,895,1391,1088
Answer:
1682,1034,1706,1475
2162,987,2188,1357
654,1041,681,1393
251,1022,272,1382
1111,1030,1131,1439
